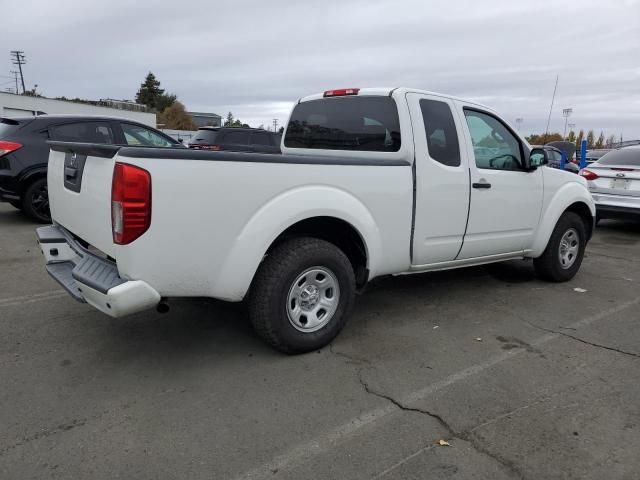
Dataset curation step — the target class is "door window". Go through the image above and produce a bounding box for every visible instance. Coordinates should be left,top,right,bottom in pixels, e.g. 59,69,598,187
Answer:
464,110,523,170
222,131,250,145
121,123,174,147
419,99,460,167
250,132,272,146
50,122,114,144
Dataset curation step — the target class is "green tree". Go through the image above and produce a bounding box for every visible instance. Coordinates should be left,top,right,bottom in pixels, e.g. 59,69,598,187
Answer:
156,93,177,113
605,134,617,147
594,131,605,149
224,112,249,128
575,129,585,151
157,101,197,130
586,130,595,148
135,72,166,110
567,130,576,143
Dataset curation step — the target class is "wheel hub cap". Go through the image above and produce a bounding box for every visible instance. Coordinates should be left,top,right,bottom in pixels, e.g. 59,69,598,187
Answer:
558,228,580,270
287,267,340,332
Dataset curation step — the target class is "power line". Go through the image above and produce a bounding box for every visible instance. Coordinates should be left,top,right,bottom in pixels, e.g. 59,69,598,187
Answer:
10,50,26,94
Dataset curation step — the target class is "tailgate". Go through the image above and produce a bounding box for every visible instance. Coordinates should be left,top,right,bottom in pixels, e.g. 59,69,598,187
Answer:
47,142,121,257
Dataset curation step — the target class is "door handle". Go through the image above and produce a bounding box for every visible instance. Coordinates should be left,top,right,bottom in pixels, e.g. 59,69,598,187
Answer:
472,182,491,189
64,166,78,179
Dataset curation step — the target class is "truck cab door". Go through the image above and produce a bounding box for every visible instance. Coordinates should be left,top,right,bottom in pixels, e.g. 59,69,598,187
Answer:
407,93,470,265
455,104,543,259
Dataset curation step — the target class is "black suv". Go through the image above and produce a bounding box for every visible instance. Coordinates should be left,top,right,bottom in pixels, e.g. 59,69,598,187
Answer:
0,115,181,222
188,127,281,153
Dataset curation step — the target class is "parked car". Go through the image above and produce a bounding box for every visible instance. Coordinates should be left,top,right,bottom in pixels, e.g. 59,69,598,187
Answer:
580,146,640,221
577,149,611,166
532,145,579,174
37,87,595,353
188,126,281,153
0,115,182,222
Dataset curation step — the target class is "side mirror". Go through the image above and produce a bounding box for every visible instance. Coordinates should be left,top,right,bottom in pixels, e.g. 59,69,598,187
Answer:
528,148,548,169
178,138,184,144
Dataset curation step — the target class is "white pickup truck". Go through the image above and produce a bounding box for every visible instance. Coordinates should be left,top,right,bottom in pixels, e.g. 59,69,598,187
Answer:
38,87,595,353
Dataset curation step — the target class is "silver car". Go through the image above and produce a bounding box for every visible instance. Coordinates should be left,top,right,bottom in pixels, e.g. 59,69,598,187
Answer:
580,146,640,221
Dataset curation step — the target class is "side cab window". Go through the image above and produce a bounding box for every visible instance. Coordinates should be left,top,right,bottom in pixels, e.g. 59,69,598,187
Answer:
463,109,524,171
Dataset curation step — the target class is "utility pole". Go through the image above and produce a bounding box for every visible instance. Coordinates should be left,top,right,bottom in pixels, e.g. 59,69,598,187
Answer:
10,70,19,94
562,108,573,139
272,118,278,133
515,118,523,132
10,50,26,94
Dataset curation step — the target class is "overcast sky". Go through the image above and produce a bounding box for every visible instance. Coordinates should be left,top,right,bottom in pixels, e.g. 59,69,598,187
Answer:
2,0,639,137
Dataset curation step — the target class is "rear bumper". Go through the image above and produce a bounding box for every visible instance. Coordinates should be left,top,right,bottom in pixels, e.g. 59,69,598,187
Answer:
591,192,640,219
36,225,161,317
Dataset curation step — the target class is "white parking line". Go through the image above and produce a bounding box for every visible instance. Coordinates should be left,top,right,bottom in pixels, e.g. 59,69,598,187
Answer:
0,290,66,308
234,297,640,480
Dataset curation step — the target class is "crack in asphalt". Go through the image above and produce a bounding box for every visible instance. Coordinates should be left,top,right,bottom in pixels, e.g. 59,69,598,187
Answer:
526,322,640,359
0,418,88,456
356,368,525,479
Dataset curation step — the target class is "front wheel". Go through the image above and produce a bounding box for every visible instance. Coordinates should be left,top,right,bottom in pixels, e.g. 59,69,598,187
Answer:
534,212,586,282
248,237,356,354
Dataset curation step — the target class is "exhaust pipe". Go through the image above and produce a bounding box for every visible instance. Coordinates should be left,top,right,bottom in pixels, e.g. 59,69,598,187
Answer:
157,298,170,314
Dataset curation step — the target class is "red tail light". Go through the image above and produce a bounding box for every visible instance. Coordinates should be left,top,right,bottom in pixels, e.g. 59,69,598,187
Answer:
580,169,599,181
111,162,151,245
323,88,360,97
0,140,22,157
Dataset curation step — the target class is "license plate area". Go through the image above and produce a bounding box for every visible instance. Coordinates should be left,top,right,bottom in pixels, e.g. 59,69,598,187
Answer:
63,152,88,193
610,178,630,190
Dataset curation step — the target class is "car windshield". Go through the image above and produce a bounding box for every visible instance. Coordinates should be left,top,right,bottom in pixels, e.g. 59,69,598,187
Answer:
597,148,640,166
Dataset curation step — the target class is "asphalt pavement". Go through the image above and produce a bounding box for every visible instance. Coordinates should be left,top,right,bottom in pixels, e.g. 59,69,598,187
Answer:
1,202,639,480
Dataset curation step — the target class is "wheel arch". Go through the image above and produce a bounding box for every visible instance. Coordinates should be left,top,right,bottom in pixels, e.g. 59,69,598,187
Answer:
211,185,382,301
530,182,595,257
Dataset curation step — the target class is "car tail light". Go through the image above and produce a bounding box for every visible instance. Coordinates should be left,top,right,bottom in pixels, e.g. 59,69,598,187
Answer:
323,88,360,97
0,140,22,157
111,162,151,245
579,169,599,181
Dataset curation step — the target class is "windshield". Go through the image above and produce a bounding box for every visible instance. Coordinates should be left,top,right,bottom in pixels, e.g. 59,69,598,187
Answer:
284,96,401,152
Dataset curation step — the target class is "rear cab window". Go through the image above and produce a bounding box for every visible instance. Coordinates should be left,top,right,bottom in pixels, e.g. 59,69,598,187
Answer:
284,96,401,152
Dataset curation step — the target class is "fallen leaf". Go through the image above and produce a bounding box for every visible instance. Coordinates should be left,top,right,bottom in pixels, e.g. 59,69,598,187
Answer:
573,288,587,293
438,439,450,446
475,337,483,342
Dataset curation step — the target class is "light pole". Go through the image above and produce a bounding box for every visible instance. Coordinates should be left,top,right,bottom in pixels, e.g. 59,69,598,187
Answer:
562,108,573,139
515,118,523,132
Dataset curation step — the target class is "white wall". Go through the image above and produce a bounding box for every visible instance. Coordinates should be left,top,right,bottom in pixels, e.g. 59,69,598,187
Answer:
0,92,156,126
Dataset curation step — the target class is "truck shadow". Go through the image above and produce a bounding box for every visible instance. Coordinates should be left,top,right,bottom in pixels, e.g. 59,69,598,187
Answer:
94,260,539,361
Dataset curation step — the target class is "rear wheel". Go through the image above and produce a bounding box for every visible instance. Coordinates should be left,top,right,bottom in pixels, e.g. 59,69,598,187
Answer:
534,212,586,282
248,237,356,354
22,178,51,223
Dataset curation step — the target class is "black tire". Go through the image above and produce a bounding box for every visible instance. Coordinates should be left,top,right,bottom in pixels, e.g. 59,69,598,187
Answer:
248,237,356,354
21,178,51,223
534,212,586,282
